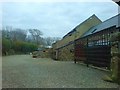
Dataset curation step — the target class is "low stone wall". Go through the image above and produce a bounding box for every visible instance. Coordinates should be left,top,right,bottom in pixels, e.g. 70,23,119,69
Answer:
57,43,74,61
32,48,52,58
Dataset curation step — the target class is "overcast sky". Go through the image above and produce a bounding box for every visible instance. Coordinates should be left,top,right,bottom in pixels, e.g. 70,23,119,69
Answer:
2,1,119,38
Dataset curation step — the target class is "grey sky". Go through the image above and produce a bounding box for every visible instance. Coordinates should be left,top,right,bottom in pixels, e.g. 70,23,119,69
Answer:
2,1,119,38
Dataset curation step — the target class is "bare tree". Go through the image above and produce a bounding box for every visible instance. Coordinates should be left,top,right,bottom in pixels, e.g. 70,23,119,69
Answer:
2,26,27,41
44,37,61,46
2,26,11,39
29,29,43,45
9,28,27,41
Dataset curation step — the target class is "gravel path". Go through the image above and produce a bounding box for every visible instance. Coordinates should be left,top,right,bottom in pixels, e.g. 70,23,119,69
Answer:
2,55,119,88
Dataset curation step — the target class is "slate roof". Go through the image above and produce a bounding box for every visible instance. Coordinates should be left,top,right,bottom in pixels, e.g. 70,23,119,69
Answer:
63,14,102,39
82,14,120,37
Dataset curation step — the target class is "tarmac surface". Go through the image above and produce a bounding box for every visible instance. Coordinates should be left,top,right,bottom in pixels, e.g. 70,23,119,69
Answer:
2,55,119,88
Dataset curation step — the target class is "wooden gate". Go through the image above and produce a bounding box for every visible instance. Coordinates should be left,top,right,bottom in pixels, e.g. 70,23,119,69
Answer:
74,44,111,68
74,44,86,63
85,45,111,68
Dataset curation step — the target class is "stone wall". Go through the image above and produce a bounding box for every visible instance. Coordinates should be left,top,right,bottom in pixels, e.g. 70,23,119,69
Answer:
33,48,52,58
110,32,120,84
51,49,58,60
57,43,74,61
40,48,52,58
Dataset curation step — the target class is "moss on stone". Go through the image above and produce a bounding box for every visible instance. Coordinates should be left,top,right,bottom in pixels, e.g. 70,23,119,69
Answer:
110,32,120,41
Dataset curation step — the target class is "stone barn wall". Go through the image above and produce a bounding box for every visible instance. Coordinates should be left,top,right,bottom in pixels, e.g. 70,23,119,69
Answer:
57,43,74,61
51,48,58,60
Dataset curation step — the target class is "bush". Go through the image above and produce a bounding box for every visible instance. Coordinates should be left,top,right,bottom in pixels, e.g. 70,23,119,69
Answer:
2,38,11,55
2,38,38,55
12,40,38,54
8,49,15,55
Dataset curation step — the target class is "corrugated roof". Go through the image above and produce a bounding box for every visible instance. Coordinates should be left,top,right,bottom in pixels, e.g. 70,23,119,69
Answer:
82,14,120,37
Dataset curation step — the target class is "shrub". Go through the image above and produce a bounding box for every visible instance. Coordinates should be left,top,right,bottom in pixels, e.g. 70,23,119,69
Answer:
12,40,38,54
2,38,38,55
8,49,15,55
2,38,11,55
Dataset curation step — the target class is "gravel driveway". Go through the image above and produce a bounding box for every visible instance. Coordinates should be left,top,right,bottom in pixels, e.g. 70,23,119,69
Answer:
2,55,119,88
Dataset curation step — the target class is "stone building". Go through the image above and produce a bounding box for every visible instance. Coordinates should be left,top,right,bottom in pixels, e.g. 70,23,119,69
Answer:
52,14,102,60
52,13,120,68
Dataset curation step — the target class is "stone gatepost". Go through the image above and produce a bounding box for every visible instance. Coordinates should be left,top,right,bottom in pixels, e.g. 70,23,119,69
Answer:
110,32,120,84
